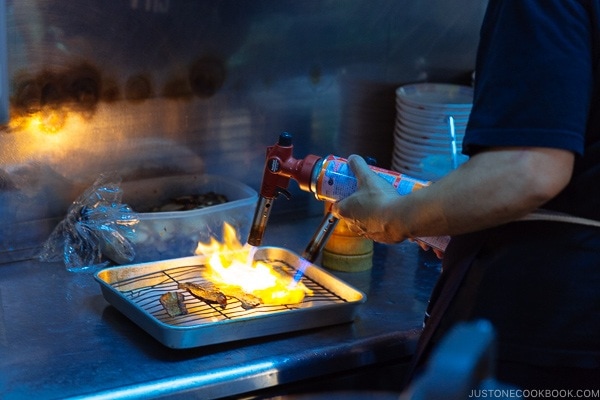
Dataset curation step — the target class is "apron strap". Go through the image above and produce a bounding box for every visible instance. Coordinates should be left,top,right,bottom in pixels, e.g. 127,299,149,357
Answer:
520,209,600,228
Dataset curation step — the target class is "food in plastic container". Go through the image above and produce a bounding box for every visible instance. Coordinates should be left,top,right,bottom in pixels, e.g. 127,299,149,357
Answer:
120,174,257,263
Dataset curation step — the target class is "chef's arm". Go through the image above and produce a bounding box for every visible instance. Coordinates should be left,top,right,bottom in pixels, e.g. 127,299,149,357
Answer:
330,147,575,244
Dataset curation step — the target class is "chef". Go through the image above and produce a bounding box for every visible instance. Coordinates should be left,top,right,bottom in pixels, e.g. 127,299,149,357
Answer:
332,0,600,391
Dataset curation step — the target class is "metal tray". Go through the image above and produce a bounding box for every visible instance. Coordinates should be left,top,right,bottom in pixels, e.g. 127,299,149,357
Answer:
94,246,366,348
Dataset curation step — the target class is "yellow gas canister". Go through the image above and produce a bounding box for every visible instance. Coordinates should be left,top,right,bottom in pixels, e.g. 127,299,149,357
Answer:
321,203,374,272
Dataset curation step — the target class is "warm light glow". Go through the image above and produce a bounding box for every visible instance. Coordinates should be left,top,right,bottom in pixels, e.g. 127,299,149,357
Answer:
6,107,94,164
10,108,67,134
194,223,312,305
32,110,66,134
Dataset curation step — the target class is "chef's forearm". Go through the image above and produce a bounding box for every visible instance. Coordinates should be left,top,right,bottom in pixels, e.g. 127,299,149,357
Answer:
384,146,575,240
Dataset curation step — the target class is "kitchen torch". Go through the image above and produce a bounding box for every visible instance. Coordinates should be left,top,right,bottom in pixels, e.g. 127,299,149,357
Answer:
248,132,449,261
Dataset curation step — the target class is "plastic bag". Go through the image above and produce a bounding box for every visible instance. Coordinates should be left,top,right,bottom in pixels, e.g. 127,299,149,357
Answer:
38,173,139,272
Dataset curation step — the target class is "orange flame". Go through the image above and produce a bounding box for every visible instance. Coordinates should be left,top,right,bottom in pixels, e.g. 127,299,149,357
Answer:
194,223,312,305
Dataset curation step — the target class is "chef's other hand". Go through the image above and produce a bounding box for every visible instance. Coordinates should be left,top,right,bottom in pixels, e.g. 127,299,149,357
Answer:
331,155,405,243
411,239,444,259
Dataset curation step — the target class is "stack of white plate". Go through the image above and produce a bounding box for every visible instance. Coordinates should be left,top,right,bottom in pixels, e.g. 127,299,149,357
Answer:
392,83,473,181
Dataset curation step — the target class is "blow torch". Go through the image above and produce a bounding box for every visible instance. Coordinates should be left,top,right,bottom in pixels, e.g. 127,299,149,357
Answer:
248,132,449,262
247,132,331,262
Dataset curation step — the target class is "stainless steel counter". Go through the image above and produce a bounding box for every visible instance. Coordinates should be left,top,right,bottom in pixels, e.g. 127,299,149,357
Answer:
0,215,441,399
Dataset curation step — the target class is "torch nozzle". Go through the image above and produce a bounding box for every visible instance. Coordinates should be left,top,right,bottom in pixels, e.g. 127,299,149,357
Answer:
302,211,338,262
248,196,274,246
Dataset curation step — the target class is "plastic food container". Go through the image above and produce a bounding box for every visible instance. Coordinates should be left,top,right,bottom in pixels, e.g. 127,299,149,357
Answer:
120,174,257,263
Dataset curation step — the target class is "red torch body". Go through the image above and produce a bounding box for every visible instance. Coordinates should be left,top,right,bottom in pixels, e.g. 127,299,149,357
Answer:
248,132,321,246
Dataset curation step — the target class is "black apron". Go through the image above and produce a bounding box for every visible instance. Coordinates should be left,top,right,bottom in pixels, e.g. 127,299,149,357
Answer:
406,220,600,385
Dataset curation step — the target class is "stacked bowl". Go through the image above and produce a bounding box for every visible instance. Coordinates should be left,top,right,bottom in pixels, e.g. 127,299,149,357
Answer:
392,83,473,181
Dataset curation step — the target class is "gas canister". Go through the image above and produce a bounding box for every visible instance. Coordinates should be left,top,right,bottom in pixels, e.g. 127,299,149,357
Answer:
310,154,431,202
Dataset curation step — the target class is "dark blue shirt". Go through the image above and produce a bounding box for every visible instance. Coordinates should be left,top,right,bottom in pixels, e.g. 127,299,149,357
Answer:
463,0,600,219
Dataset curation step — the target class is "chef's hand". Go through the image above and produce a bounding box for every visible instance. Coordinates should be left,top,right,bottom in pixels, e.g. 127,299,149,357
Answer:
330,155,405,244
411,239,445,259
